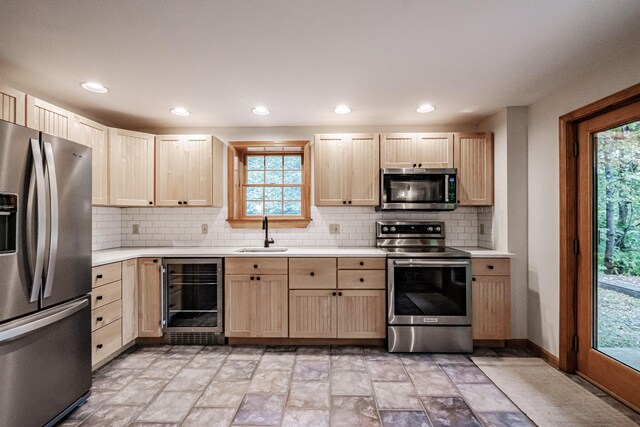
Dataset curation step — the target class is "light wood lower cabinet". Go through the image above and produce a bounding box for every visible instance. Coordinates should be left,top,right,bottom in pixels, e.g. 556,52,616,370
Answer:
337,290,386,339
121,259,138,345
471,257,511,340
289,290,337,338
138,258,163,337
225,274,288,338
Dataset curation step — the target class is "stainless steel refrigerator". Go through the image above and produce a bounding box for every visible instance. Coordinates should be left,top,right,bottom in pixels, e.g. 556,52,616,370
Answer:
0,119,92,427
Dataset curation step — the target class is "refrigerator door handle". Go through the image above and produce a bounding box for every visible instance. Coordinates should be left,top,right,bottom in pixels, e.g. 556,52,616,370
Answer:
42,142,59,298
28,138,46,303
0,298,88,343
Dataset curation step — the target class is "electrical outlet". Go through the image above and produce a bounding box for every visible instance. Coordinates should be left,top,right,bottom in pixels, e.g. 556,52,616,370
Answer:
132,224,140,234
201,224,209,234
329,224,340,234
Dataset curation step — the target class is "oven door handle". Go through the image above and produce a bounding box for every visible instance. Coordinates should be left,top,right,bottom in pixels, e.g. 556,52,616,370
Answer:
393,260,470,267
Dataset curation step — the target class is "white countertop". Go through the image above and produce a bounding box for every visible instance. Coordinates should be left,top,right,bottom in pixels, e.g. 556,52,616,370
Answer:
92,246,513,266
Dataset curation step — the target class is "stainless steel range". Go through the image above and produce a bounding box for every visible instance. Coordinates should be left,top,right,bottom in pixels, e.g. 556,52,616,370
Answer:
377,220,472,353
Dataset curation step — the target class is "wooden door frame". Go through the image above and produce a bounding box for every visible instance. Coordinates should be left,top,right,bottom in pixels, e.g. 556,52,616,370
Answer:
559,82,640,372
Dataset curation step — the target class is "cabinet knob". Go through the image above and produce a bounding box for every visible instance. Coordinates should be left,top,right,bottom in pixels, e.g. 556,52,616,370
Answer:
338,292,343,296
359,261,364,266
310,272,315,276
96,317,103,322
257,276,261,281
96,274,103,279
418,163,422,167
250,276,254,280
488,265,494,270
343,201,346,204
184,201,188,205
178,201,182,205
96,344,103,349
96,295,103,300
153,259,158,263
254,265,258,269
332,292,337,296
359,278,364,282
348,201,352,204
413,163,417,167
149,201,153,205
472,277,476,281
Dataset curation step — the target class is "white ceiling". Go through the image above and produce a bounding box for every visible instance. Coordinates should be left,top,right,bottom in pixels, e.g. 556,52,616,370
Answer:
1,0,640,130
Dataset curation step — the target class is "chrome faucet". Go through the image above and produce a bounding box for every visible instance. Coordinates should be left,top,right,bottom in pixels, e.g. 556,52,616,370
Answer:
262,216,275,248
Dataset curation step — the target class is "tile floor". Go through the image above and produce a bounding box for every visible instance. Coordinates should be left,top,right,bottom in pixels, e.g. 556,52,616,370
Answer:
58,345,638,427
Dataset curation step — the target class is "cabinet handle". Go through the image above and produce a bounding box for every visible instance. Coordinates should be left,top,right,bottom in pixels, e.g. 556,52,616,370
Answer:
96,317,103,322
96,344,103,349
359,261,364,266
310,272,315,276
488,265,494,270
148,201,152,205
96,274,103,279
257,277,261,281
342,201,346,204
338,292,343,296
359,278,364,282
332,292,337,296
96,295,103,301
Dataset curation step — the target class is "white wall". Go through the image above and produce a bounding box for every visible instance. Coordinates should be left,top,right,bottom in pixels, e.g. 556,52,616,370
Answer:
479,107,529,339
527,45,640,356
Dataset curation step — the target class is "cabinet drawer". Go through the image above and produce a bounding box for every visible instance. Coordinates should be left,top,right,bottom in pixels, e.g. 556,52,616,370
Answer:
91,300,122,332
289,258,337,289
92,262,122,288
338,270,386,289
338,257,385,270
92,319,122,366
225,257,288,275
472,258,510,276
91,281,122,309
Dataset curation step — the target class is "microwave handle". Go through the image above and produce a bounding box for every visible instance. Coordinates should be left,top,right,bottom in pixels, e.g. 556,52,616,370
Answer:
445,174,449,202
393,260,470,267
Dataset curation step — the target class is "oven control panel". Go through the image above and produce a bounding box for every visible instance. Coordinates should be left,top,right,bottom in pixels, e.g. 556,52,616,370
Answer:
376,221,445,238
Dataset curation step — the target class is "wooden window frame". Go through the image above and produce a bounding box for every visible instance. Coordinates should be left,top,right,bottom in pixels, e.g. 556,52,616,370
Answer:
227,141,311,228
559,82,640,373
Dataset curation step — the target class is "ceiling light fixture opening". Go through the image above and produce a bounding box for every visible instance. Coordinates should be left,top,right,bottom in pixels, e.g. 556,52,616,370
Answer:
334,105,351,114
416,104,436,113
170,107,190,116
252,106,270,115
81,81,108,93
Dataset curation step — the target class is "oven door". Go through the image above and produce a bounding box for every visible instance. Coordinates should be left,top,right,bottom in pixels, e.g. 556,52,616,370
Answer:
380,168,457,210
387,258,471,325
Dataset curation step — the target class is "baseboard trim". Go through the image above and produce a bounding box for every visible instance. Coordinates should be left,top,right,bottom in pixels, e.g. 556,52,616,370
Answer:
228,338,385,346
526,339,560,368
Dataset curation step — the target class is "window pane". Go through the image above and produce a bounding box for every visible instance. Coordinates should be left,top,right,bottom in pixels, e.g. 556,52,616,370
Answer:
265,171,283,184
283,186,301,201
284,201,301,215
246,187,263,200
247,156,264,170
265,155,283,170
264,187,283,200
247,171,264,184
284,171,302,184
265,201,282,215
284,156,302,170
246,201,263,215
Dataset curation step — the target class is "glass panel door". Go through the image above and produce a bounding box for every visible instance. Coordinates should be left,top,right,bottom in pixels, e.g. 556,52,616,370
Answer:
166,261,220,329
594,120,640,371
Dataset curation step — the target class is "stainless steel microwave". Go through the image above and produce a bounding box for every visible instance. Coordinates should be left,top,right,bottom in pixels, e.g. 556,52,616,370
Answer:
378,168,457,211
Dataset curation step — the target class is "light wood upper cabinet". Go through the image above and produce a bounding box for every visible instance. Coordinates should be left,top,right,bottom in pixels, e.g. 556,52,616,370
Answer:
381,132,454,168
454,132,493,206
71,115,109,205
314,133,379,206
121,259,138,345
156,134,219,207
0,82,25,125
109,128,155,207
137,258,163,337
26,96,75,140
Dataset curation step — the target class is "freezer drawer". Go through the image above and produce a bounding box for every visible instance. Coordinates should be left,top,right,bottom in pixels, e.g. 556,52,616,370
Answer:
0,298,91,427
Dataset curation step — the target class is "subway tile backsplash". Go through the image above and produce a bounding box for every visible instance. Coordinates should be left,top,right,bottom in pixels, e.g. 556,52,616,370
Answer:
92,205,494,250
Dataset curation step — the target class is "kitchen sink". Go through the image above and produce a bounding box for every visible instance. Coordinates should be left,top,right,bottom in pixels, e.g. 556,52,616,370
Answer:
235,247,289,253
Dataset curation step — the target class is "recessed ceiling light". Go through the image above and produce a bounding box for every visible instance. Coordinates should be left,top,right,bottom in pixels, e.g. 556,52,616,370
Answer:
416,104,436,113
170,107,190,116
252,106,270,115
81,81,108,93
334,105,351,114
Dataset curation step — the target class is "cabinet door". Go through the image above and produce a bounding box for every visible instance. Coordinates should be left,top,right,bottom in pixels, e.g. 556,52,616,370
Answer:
0,82,25,125
415,133,454,168
155,135,186,206
289,290,337,338
121,259,138,344
109,128,155,206
138,258,162,337
348,134,379,206
26,96,74,140
454,132,494,206
225,275,256,337
256,275,289,337
184,135,213,206
314,134,349,206
337,290,386,339
74,116,109,205
472,275,510,340
380,133,416,168
212,136,225,207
